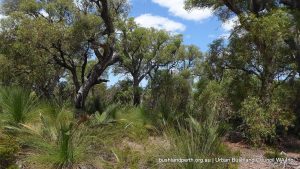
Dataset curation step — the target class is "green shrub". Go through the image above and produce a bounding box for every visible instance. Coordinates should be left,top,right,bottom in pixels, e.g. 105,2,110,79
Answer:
240,97,274,145
114,106,151,140
145,71,192,126
194,81,232,123
110,80,134,105
6,165,19,169
0,135,19,169
239,96,294,146
85,84,109,114
264,149,286,159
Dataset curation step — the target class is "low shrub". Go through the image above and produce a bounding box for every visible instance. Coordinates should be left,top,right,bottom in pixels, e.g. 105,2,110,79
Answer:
264,149,286,159
0,134,19,169
240,96,294,146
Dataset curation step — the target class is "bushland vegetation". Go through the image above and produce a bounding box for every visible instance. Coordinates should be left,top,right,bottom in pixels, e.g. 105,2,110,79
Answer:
0,0,299,168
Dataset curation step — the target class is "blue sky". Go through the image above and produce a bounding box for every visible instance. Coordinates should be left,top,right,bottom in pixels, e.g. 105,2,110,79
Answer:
129,0,235,51
107,0,237,86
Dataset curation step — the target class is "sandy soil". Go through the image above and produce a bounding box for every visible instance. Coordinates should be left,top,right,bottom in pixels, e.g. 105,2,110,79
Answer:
225,141,300,169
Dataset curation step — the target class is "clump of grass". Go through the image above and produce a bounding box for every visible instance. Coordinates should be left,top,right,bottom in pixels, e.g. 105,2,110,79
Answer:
0,86,38,125
12,105,89,169
264,149,286,159
0,134,19,169
91,105,152,140
159,113,237,169
90,104,120,125
115,106,155,140
110,146,142,168
83,105,159,168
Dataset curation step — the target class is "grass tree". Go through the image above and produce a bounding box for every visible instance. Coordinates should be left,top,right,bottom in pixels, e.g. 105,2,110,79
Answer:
13,105,88,168
0,87,38,124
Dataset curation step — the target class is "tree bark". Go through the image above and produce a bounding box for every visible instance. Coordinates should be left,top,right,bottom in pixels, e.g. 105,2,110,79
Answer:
133,77,141,106
260,53,274,106
74,62,107,110
260,75,274,106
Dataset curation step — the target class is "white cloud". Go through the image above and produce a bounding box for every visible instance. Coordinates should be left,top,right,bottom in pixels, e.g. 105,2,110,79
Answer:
0,14,6,19
40,9,49,17
152,0,213,22
221,16,239,31
219,16,239,39
135,14,186,32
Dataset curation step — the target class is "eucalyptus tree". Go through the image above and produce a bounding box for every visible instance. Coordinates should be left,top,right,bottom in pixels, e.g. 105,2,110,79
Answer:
186,0,299,143
0,0,129,111
185,0,300,74
0,19,63,98
115,19,183,105
185,0,299,19
185,0,295,105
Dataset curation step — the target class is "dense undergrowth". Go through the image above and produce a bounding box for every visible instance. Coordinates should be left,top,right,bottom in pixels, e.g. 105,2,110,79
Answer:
0,86,237,169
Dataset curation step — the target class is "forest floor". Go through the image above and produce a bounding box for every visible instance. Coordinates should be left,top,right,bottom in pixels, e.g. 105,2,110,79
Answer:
225,139,300,169
15,133,300,169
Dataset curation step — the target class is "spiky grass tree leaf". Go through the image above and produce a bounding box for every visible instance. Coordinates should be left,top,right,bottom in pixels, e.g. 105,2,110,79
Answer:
0,87,38,124
10,105,89,168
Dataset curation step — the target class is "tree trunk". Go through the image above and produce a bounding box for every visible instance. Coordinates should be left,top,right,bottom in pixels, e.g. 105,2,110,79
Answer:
296,51,300,75
74,63,106,111
260,61,274,106
259,50,275,106
75,82,92,110
133,78,141,106
260,77,273,106
71,69,80,93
